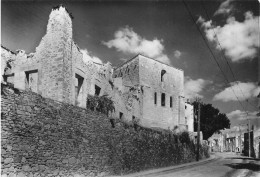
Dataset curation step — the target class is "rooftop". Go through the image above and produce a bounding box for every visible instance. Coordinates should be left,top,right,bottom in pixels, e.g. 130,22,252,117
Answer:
115,54,183,72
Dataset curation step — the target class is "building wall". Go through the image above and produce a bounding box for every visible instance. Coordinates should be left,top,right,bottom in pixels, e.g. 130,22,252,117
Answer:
113,56,140,87
185,103,194,132
139,55,185,130
89,62,113,97
112,56,142,123
112,86,142,123
36,7,73,104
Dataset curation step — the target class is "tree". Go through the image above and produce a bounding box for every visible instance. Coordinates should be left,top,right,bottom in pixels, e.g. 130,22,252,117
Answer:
192,101,230,140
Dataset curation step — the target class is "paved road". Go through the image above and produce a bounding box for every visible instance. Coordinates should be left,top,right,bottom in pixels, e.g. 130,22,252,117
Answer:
145,152,260,177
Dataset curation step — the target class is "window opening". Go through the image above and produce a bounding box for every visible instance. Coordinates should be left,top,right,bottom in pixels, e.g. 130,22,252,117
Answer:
161,93,165,106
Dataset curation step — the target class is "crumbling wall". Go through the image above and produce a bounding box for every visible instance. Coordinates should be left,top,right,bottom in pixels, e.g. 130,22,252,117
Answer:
89,62,113,97
35,6,73,103
1,47,15,83
72,42,95,107
112,85,142,123
113,56,139,87
1,47,40,90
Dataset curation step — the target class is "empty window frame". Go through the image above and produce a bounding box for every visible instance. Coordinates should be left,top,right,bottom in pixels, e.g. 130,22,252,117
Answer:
161,70,166,82
154,92,157,105
95,85,101,96
161,93,165,106
119,112,123,119
75,74,84,105
25,70,38,93
170,96,173,108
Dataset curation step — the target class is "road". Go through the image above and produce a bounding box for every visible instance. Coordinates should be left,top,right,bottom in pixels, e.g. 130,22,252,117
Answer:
145,152,260,177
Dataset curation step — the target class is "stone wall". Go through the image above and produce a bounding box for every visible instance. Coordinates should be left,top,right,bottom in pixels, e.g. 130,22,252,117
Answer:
1,84,115,177
113,55,140,87
139,55,185,130
1,84,209,177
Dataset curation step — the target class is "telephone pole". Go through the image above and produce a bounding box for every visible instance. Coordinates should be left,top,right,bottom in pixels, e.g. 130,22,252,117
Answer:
248,119,251,157
239,124,242,154
196,101,200,161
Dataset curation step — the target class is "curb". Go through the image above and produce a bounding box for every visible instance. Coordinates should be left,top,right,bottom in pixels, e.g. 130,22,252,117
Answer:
107,155,217,177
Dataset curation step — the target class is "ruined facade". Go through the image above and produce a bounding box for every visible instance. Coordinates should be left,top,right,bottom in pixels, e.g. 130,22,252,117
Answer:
1,6,113,109
112,55,185,130
2,5,192,131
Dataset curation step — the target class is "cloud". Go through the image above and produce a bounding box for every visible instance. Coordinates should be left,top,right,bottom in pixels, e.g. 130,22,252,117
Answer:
227,110,260,131
198,12,259,62
227,110,258,121
184,77,212,99
81,49,103,64
213,82,259,102
214,0,234,16
102,26,170,64
173,50,181,59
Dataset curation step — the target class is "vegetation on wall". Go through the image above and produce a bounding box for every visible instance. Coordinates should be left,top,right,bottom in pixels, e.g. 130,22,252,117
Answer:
109,124,210,174
87,94,115,116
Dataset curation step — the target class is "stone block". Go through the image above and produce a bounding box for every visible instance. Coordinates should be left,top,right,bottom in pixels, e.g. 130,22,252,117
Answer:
8,173,17,177
22,164,31,171
17,172,27,177
39,140,46,145
4,157,13,164
21,157,26,163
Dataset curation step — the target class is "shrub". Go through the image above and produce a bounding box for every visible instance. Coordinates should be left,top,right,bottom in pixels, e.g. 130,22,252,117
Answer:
87,94,115,116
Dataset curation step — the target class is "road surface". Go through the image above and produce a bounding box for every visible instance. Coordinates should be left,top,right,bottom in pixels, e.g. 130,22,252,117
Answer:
145,152,260,177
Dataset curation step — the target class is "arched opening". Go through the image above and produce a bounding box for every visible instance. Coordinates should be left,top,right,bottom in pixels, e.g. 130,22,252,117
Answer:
161,70,166,82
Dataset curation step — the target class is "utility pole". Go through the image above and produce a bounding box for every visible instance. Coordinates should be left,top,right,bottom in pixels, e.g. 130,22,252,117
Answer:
239,124,242,154
248,119,251,157
196,101,200,161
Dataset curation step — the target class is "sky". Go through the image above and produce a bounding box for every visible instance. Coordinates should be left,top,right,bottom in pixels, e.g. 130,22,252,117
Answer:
1,0,259,130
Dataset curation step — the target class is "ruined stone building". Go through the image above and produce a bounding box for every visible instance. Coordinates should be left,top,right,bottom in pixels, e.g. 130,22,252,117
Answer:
1,6,113,109
1,5,193,132
112,55,186,130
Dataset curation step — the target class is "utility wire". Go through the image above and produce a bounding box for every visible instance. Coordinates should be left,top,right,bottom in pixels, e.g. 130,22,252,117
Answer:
181,0,247,114
200,1,258,110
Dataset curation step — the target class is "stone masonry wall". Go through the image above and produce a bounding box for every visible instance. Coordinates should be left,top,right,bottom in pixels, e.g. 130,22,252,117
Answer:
139,55,185,130
1,84,209,177
37,7,73,103
1,84,116,177
113,56,140,87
